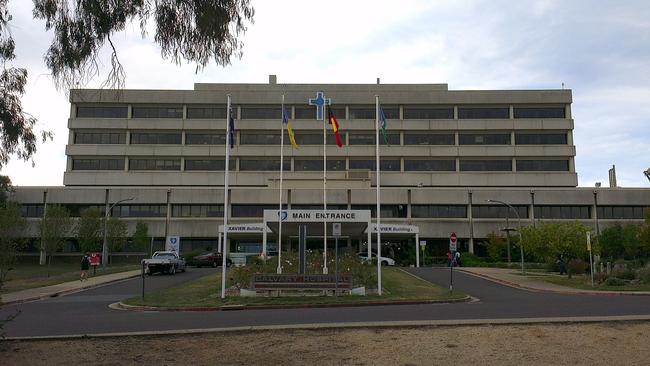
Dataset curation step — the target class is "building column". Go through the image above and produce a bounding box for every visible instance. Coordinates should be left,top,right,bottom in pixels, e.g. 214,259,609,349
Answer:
530,191,536,227
39,190,48,265
468,190,474,254
165,189,171,238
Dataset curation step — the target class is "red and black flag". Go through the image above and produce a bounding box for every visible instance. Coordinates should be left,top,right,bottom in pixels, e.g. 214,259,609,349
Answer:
327,109,344,148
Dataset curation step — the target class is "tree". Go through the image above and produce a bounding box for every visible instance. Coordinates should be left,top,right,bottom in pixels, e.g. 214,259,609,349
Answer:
76,207,102,253
106,217,128,261
132,221,149,253
0,201,26,292
39,204,73,276
0,1,254,167
520,221,589,276
483,231,507,261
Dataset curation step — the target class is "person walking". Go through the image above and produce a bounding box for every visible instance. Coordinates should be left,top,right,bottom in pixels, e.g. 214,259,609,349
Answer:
80,252,90,281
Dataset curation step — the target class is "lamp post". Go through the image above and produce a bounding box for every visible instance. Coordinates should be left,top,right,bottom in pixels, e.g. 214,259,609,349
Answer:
487,199,525,274
103,197,135,269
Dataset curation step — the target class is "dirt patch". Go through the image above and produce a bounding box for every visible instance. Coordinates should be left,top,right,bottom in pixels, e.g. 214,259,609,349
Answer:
3,322,650,365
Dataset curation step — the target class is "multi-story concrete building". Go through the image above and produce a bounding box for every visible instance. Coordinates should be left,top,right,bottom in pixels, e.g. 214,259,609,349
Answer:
12,76,650,261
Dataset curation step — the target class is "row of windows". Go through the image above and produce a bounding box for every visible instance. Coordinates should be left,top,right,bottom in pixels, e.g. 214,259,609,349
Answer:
76,105,567,120
19,204,648,219
73,131,569,146
70,158,571,172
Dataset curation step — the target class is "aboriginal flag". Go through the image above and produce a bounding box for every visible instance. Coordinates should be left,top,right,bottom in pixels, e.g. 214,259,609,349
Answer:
327,109,344,148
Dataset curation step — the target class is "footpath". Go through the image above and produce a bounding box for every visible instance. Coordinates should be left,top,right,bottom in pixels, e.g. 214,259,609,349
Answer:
458,267,650,296
1,270,141,305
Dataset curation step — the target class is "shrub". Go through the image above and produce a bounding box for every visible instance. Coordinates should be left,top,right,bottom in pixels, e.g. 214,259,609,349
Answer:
567,259,587,275
636,265,650,284
182,250,203,265
594,272,609,284
612,269,636,281
604,277,626,286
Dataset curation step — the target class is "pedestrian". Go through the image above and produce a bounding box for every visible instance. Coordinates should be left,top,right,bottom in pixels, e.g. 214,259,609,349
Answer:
556,255,567,276
80,252,90,281
455,251,462,267
447,250,453,267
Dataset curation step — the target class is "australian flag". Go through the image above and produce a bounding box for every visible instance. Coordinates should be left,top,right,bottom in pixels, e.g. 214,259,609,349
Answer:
228,106,236,149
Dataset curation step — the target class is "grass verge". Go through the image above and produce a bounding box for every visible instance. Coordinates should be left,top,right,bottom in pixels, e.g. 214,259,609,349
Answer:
528,273,650,292
123,267,466,308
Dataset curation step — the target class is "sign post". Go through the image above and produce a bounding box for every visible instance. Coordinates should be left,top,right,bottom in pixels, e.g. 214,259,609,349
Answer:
333,223,341,296
587,231,594,287
449,232,457,293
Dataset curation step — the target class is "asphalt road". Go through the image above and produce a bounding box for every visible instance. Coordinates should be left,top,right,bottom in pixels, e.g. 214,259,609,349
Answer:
2,267,650,338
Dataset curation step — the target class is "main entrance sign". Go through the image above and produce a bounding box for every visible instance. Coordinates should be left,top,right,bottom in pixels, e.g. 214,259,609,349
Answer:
264,209,371,223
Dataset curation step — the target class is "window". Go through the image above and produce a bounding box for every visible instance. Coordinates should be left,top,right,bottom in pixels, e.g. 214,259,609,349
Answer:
516,160,569,171
294,133,338,145
240,106,282,119
294,159,345,171
351,204,407,218
295,105,346,119
292,204,347,210
74,132,126,144
459,133,510,145
411,205,467,218
132,106,183,118
231,204,281,217
184,159,235,171
458,107,509,119
129,159,181,171
185,133,226,145
534,206,591,219
239,159,290,171
404,159,455,171
186,106,227,119
111,205,167,217
349,159,400,171
240,132,281,145
130,132,182,144
514,107,565,119
597,206,648,220
348,105,399,119
72,158,125,170
515,133,567,145
21,204,44,218
63,205,104,217
76,105,127,118
459,160,512,171
472,205,528,219
348,133,400,145
172,204,224,217
403,133,454,145
403,106,453,119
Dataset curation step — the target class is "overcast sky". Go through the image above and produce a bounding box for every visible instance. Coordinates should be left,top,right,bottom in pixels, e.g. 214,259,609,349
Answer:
2,0,649,187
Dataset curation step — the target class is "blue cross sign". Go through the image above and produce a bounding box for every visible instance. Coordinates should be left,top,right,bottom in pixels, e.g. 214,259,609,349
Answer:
308,91,332,121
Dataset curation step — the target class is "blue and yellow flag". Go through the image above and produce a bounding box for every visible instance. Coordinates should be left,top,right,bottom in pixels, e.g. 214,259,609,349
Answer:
379,107,389,145
282,107,299,149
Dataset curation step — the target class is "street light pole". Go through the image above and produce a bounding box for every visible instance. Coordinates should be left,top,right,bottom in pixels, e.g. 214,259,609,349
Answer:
487,199,524,274
102,197,135,269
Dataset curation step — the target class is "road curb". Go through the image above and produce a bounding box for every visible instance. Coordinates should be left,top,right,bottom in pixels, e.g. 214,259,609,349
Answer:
457,269,650,296
7,315,650,341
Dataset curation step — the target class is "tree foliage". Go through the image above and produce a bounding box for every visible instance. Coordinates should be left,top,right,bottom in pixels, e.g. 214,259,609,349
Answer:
520,221,590,263
39,204,73,274
0,201,27,291
76,207,102,253
132,221,149,253
106,216,127,253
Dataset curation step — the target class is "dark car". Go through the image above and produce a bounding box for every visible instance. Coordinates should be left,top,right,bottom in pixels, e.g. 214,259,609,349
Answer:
191,252,232,268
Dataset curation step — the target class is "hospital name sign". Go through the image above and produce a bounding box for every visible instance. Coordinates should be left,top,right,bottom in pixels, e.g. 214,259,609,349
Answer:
264,209,371,223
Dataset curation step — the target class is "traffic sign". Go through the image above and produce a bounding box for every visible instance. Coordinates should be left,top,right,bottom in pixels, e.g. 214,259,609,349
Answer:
332,222,341,238
449,232,457,251
419,240,426,247
586,231,592,251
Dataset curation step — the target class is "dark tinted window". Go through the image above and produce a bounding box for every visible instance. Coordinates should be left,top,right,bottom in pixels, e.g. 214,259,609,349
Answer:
239,159,290,171
231,204,281,217
403,107,453,119
460,160,512,171
132,106,183,118
130,132,182,144
349,133,400,145
291,204,347,210
184,159,235,171
172,204,224,217
111,205,167,217
534,205,591,219
404,133,454,145
240,132,281,145
459,133,510,145
21,204,45,218
348,106,399,119
295,105,346,119
472,205,528,219
514,107,565,119
458,107,509,119
515,133,567,145
351,204,407,218
186,106,227,119
294,133,338,145
516,160,569,171
404,159,455,171
241,106,282,119
294,159,345,171
597,206,648,220
185,133,226,145
411,205,467,218
75,132,125,144
349,159,400,171
72,158,124,170
76,106,127,118
129,159,181,171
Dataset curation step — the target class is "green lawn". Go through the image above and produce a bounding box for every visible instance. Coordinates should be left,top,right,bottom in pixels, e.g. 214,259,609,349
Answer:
1,262,140,293
529,273,650,292
123,267,466,308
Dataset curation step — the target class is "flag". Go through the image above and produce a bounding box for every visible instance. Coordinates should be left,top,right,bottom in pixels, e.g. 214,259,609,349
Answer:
283,107,299,149
228,106,236,149
327,109,344,148
379,107,389,145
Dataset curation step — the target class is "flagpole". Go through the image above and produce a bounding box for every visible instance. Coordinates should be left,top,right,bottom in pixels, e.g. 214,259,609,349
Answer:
323,102,328,275
277,95,285,274
221,95,232,299
375,95,382,296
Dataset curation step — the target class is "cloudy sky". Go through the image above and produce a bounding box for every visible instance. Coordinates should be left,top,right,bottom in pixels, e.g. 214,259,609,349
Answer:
2,0,649,187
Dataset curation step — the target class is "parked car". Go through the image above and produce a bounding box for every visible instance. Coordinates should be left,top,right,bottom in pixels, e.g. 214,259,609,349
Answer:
192,251,232,268
357,252,396,266
144,251,186,275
